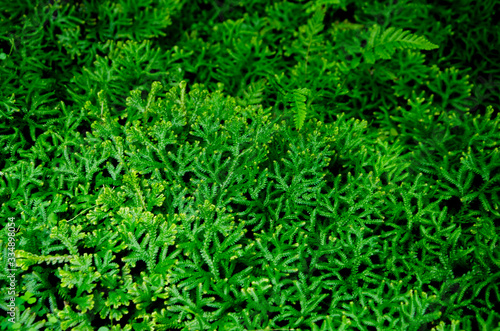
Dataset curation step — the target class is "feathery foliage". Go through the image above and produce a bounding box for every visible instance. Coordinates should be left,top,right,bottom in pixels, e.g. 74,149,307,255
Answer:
1,0,499,330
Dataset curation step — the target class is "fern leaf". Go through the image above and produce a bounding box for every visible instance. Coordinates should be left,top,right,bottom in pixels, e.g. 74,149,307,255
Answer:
305,7,326,43
364,25,439,64
288,88,310,131
238,78,268,107
16,250,73,270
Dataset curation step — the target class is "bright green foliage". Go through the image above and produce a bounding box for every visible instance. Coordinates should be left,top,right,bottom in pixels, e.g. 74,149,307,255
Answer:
2,80,498,330
363,25,439,65
1,0,500,330
287,88,310,132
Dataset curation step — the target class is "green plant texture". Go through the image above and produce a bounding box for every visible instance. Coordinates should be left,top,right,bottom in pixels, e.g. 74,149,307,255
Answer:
0,0,499,330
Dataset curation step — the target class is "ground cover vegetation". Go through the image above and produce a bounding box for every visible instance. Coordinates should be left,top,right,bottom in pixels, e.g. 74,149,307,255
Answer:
0,0,499,330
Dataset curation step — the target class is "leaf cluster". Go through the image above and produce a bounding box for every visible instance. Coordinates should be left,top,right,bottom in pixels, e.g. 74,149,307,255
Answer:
0,0,499,330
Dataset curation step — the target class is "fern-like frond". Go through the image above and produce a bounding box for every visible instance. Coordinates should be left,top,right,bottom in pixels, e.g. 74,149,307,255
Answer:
364,25,439,64
237,78,268,107
287,88,310,131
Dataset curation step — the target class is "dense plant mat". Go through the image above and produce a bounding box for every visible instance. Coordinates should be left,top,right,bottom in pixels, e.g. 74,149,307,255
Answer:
1,0,499,330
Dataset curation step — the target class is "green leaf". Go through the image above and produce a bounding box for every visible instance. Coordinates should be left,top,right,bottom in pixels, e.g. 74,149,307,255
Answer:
363,25,439,64
288,88,310,131
21,291,37,304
